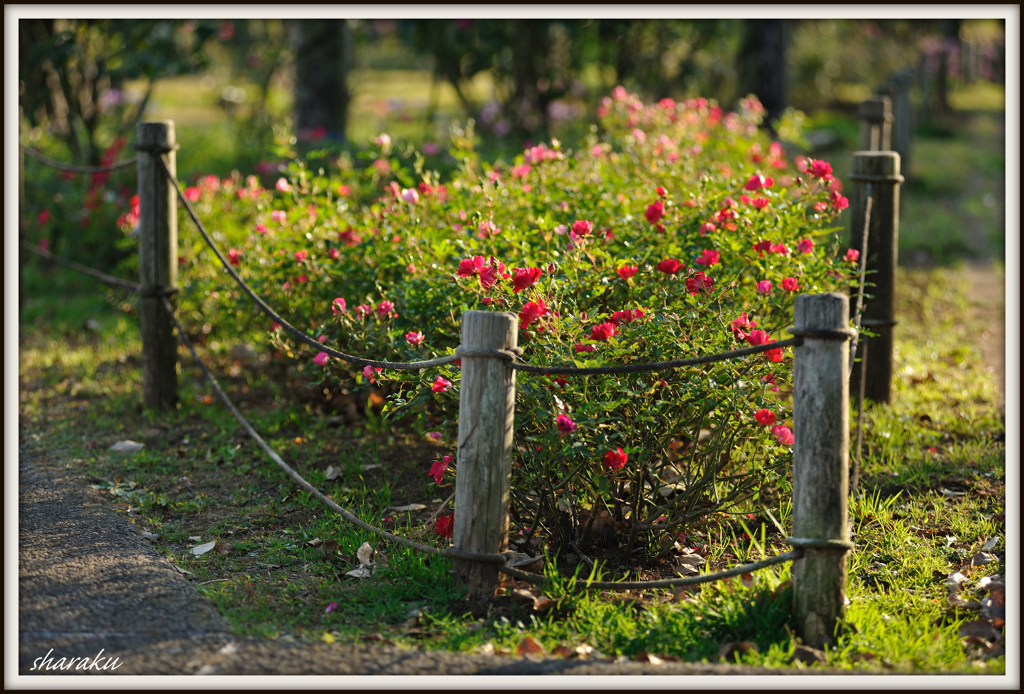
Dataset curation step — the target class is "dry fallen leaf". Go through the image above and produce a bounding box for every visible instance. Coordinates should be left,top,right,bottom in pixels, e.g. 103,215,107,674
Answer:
361,633,396,647
215,540,234,555
677,554,706,566
391,503,427,513
515,636,546,657
575,643,596,660
324,465,341,481
345,565,373,579
507,553,544,573
674,563,700,576
551,644,574,658
959,619,999,641
981,537,999,551
510,588,539,606
970,552,995,567
533,596,556,612
307,537,323,548
109,440,145,454
191,540,217,557
478,643,496,656
141,531,160,541
981,585,1005,625
740,572,755,588
940,488,966,498
943,572,968,590
356,542,375,566
634,651,664,665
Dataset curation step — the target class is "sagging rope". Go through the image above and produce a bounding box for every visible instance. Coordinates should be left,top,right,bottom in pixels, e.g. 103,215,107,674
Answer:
21,144,138,173
17,180,848,591
159,296,847,592
155,155,815,378
19,240,142,294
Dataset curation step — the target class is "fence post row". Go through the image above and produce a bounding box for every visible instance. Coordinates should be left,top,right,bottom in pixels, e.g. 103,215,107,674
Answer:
136,121,179,410
858,95,892,152
452,311,518,597
848,151,902,404
791,293,852,649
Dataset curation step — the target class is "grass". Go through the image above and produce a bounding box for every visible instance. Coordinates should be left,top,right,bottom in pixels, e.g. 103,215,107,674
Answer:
17,252,1006,672
17,71,1007,674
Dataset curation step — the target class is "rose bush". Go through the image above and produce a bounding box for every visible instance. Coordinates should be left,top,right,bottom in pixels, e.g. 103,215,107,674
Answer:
169,88,857,560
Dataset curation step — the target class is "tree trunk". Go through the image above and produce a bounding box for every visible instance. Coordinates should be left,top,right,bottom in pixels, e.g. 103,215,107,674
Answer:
737,20,787,125
289,20,351,142
934,19,962,115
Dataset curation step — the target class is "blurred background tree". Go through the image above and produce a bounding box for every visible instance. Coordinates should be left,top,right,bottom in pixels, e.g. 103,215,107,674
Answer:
18,16,1005,270
19,18,219,164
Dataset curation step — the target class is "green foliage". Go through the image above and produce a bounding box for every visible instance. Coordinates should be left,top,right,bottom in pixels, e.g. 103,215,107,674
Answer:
168,88,858,558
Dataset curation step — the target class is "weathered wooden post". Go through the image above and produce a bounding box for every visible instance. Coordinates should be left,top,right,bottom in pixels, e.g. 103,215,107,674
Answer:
136,121,179,410
848,151,902,404
858,95,892,151
790,293,854,649
452,311,518,597
878,72,912,177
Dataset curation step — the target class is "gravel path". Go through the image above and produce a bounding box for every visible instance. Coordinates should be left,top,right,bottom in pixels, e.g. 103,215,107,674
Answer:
16,431,872,679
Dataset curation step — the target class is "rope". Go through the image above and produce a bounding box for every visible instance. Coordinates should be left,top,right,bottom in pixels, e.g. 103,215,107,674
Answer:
159,295,510,566
157,155,810,378
134,143,180,154
847,172,905,184
20,144,137,173
786,537,855,552
787,327,857,341
19,240,142,293
163,294,815,591
508,337,805,376
498,549,803,590
849,187,873,379
157,155,460,372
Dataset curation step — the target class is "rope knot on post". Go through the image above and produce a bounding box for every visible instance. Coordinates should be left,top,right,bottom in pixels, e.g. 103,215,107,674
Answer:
134,143,181,155
454,345,524,362
786,537,856,552
787,327,858,341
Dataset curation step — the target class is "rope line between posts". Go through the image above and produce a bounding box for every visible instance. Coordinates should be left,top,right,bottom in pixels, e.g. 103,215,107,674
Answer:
19,240,143,293
158,296,509,566
499,549,805,589
20,144,138,173
849,186,873,378
17,161,855,591
155,157,836,378
162,294,817,590
157,156,461,372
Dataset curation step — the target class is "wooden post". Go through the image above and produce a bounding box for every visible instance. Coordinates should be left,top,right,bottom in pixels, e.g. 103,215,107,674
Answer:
136,121,178,410
791,293,852,649
857,96,892,151
879,72,912,177
849,151,902,404
452,311,518,598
